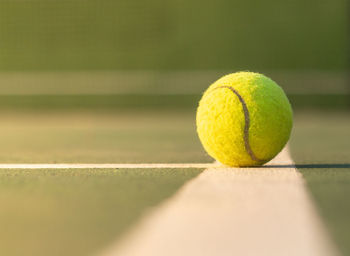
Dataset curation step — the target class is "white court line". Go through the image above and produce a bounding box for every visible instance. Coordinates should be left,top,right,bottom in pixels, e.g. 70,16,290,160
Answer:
100,147,339,256
0,163,217,169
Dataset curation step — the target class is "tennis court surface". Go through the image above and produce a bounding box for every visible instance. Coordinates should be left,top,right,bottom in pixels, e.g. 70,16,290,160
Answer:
0,97,348,256
0,0,349,254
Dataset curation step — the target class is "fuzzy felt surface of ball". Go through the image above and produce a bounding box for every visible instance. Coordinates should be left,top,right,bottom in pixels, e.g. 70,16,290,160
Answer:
196,72,293,167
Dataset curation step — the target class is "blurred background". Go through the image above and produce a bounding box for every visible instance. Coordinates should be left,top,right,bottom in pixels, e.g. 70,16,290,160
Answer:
0,1,349,256
0,0,348,105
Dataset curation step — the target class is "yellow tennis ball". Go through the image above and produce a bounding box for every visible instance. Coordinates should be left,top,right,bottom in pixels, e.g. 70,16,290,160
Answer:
196,71,293,167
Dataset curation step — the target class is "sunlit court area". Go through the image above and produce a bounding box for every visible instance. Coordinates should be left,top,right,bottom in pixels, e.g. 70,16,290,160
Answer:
0,1,349,256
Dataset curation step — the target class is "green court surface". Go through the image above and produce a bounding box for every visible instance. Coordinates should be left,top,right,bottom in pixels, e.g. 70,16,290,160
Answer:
291,111,350,256
0,168,202,256
0,108,348,256
0,106,209,256
0,110,209,163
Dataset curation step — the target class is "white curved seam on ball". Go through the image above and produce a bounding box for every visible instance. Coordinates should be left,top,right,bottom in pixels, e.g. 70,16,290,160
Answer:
214,86,262,163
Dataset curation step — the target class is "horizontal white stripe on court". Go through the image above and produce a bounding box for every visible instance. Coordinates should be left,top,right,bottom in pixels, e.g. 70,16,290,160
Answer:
0,163,217,169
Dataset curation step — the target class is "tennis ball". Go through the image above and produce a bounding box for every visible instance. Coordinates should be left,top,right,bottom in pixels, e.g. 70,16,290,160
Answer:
196,71,293,167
